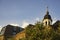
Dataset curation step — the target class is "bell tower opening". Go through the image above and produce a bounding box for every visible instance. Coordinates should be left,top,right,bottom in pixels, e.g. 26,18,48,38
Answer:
45,21,47,26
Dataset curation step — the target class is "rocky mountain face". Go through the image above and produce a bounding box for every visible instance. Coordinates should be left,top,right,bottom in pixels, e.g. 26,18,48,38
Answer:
0,24,24,37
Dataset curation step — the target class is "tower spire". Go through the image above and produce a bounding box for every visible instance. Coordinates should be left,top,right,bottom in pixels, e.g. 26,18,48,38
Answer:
43,7,52,26
47,6,48,11
46,6,49,15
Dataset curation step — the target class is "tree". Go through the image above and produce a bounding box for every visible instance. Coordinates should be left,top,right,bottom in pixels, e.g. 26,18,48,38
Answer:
24,21,60,40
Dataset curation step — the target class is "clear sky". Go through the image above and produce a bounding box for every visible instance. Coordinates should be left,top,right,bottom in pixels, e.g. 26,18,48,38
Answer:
0,0,60,28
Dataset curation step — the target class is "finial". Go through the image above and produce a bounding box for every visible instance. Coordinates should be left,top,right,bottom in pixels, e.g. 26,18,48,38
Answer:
46,6,49,15
46,6,48,12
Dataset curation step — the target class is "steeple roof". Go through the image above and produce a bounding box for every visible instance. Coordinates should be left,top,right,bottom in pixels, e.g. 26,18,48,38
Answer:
43,7,52,21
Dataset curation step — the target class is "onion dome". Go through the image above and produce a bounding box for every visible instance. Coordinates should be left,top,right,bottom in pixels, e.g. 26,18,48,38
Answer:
43,7,52,21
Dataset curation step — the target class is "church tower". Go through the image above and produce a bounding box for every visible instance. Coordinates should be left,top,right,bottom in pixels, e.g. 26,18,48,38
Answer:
43,7,52,26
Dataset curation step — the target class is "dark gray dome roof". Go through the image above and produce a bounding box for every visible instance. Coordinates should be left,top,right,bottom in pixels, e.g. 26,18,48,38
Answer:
43,11,52,21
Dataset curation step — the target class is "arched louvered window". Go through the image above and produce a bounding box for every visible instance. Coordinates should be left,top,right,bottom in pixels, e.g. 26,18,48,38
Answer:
45,21,47,26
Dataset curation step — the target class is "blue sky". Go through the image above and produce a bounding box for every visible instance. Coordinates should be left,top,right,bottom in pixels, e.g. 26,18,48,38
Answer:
0,0,60,28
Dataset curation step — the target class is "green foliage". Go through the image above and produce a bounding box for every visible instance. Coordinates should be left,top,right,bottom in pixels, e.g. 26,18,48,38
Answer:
24,21,60,40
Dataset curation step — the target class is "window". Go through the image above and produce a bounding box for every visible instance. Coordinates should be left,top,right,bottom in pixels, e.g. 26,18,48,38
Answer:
45,21,47,25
